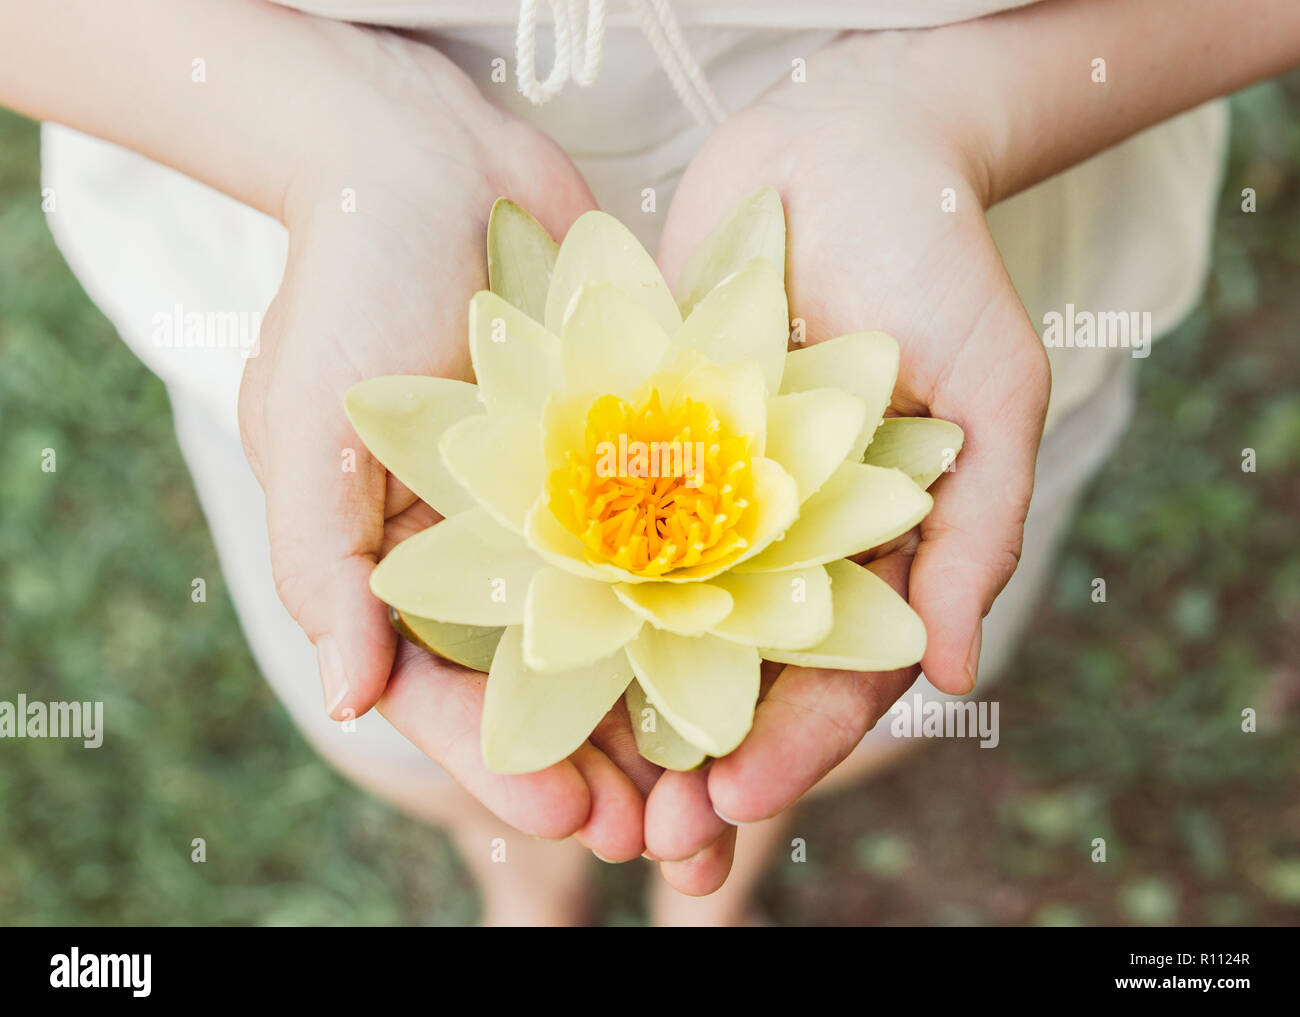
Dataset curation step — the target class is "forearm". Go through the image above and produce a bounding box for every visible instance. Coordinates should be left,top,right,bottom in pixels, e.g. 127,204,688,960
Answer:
0,0,413,221
850,0,1300,206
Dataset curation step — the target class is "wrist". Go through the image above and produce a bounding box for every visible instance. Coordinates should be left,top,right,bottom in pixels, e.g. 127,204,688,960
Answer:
277,28,500,229
818,29,1008,209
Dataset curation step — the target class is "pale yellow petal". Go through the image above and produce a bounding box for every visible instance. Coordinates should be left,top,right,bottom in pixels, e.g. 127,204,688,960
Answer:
344,376,482,517
625,679,708,770
780,331,899,460
761,558,926,670
468,289,562,417
523,568,643,672
390,609,503,673
625,628,759,758
764,388,866,501
862,416,965,490
370,508,542,625
482,627,633,774
439,413,546,532
487,197,557,323
650,358,768,457
674,186,786,317
671,258,787,394
613,581,733,635
545,210,682,337
708,565,833,649
631,346,709,404
541,390,590,471
561,281,671,399
737,462,931,573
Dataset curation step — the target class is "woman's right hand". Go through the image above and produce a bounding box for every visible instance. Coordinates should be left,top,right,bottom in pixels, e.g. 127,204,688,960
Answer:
237,29,652,860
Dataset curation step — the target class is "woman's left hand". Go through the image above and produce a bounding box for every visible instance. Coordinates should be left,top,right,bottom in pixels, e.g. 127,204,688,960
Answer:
645,30,1052,893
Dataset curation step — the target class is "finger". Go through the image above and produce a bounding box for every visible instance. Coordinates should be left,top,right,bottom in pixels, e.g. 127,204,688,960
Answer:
569,743,647,862
708,550,919,824
380,500,440,555
641,662,782,859
257,356,395,723
911,288,1050,694
378,641,592,839
710,663,919,824
384,474,421,520
658,826,738,897
588,702,663,797
645,764,729,861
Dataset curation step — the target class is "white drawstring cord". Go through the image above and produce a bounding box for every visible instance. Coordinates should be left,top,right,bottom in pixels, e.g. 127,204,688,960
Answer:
568,0,606,87
514,0,725,128
515,0,575,104
515,1,603,103
630,0,727,126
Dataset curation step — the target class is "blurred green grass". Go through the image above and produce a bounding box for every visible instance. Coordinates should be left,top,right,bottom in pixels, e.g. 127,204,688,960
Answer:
2,78,1299,926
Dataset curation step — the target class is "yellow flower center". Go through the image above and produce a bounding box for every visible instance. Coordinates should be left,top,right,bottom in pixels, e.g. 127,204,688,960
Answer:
550,389,754,577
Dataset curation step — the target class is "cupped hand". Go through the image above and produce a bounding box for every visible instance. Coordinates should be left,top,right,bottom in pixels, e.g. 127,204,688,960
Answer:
647,31,1051,890
237,30,652,859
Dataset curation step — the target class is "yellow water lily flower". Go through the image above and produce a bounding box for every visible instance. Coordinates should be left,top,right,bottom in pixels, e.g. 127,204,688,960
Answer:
345,188,964,774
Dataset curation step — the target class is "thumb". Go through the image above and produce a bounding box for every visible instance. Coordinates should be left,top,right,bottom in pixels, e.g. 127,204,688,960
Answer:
909,286,1050,695
239,305,395,722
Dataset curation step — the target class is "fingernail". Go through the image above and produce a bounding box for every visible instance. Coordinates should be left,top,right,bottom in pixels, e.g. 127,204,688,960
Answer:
664,832,727,866
712,802,747,826
641,850,661,861
592,851,623,864
963,621,983,694
317,636,350,718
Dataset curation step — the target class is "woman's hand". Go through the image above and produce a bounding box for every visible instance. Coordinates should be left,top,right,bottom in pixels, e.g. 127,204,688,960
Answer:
646,30,1052,890
236,30,650,860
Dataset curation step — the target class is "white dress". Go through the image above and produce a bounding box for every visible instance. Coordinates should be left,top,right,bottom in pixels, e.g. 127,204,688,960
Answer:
40,0,1228,778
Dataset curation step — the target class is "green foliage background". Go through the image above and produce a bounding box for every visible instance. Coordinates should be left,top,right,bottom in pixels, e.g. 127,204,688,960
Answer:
1,78,1298,925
